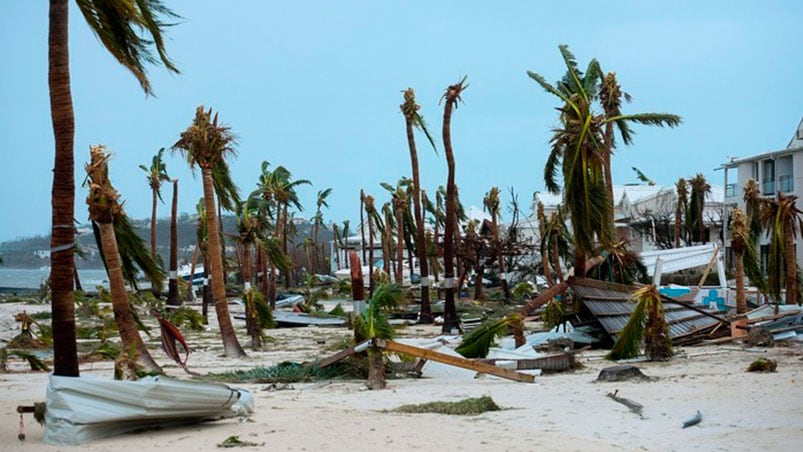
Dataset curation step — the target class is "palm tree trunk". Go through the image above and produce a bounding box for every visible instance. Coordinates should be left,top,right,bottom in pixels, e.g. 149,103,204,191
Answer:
442,90,459,334
551,231,565,282
368,217,375,299
202,168,246,357
167,180,180,306
604,124,616,228
784,220,798,304
98,222,161,373
674,205,682,248
735,249,747,314
150,187,158,259
395,204,404,286
360,191,367,265
48,0,79,377
493,214,510,299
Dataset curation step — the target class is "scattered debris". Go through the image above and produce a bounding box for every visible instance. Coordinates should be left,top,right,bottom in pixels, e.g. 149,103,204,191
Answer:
390,396,501,416
745,326,775,347
597,365,651,382
746,357,777,373
682,410,703,428
217,435,264,448
606,390,644,418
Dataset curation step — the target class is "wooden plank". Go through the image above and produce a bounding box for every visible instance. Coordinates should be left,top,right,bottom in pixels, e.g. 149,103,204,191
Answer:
374,339,535,383
478,353,574,372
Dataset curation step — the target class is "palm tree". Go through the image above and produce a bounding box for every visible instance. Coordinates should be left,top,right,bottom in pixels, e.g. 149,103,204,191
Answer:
529,45,680,275
84,145,161,372
607,284,672,361
139,148,171,261
312,188,332,273
166,179,180,306
267,166,310,288
48,0,178,377
484,187,511,299
674,178,687,248
730,208,750,314
760,193,803,305
598,72,680,225
363,194,377,298
172,106,246,357
401,88,437,323
441,77,467,334
688,174,711,244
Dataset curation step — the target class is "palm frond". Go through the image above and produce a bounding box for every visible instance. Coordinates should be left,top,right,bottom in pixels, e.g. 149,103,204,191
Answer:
455,316,511,358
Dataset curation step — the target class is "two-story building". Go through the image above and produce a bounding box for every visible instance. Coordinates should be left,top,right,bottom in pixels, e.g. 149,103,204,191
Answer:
721,118,803,269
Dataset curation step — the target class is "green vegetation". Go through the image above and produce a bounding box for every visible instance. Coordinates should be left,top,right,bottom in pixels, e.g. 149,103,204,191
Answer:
390,396,501,415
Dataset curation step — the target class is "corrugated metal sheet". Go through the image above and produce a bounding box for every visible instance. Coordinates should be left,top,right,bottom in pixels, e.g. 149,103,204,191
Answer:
568,277,724,344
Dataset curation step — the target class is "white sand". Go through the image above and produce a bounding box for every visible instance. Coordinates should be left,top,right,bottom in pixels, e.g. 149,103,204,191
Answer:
1,300,802,451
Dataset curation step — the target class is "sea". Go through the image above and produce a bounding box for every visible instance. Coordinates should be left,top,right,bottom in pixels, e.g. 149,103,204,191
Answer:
0,268,111,291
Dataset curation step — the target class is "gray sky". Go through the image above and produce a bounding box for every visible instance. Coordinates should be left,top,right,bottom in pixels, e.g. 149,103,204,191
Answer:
1,1,802,242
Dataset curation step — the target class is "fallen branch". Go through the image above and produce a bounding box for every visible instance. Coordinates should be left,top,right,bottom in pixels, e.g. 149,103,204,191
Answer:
606,389,644,418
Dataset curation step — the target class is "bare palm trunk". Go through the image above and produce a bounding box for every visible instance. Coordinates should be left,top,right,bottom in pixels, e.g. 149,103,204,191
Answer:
49,0,79,377
202,168,246,357
784,221,798,304
360,191,367,265
395,204,404,286
167,180,180,305
150,186,158,259
604,124,616,228
735,248,746,314
368,217,375,299
492,213,510,299
187,244,199,301
441,83,461,334
99,222,161,372
537,205,555,286
551,229,564,282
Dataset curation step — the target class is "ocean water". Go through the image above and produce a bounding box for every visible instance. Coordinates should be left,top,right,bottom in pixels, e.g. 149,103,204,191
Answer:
0,268,110,290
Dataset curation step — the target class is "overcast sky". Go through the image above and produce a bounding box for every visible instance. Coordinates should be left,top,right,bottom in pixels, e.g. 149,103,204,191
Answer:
1,1,802,243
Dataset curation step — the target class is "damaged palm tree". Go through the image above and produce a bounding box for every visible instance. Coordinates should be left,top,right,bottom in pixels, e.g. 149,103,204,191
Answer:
607,284,672,361
353,283,401,389
456,314,524,358
85,145,161,373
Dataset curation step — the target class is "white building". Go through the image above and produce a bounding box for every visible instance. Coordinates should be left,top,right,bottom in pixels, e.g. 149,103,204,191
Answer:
721,117,803,269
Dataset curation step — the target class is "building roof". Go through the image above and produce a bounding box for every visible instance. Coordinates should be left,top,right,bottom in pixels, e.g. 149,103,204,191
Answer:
721,117,803,169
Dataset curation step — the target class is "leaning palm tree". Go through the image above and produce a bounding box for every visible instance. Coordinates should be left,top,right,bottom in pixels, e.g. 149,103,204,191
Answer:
172,106,246,357
607,284,672,361
760,194,803,305
441,77,468,334
139,147,171,260
401,88,437,323
48,0,179,377
84,145,161,372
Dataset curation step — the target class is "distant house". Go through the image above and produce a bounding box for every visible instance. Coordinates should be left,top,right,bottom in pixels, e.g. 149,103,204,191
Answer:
720,117,803,270
524,183,724,254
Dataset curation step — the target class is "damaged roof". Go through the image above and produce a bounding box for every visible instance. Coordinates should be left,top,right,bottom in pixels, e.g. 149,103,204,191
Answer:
567,277,727,345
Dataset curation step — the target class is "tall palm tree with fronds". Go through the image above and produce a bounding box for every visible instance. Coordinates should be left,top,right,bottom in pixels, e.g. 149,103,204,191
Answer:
598,72,680,226
687,174,711,244
529,45,680,276
139,148,171,260
401,88,437,323
172,106,246,357
674,178,687,248
85,145,161,372
760,193,803,304
441,77,467,334
48,0,179,377
267,166,310,288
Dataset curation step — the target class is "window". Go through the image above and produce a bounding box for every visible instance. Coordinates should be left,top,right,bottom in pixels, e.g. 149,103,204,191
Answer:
763,160,775,195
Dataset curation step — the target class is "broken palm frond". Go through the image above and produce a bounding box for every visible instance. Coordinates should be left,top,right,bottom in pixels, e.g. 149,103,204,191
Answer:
253,293,275,329
150,309,194,374
205,360,366,384
682,410,702,428
7,350,50,372
542,298,564,329
354,283,399,343
607,285,673,361
746,357,777,372
606,389,644,418
218,435,265,448
166,306,206,331
390,396,501,416
455,316,511,358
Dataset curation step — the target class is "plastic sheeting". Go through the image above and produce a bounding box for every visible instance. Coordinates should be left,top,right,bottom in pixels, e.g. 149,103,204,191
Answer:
44,374,254,446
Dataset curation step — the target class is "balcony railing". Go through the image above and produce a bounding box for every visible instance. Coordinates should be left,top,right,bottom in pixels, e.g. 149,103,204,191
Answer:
725,183,738,197
779,174,794,193
763,179,775,195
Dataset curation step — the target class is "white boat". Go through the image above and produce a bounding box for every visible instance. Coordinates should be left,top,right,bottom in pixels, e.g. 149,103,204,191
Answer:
44,374,253,446
177,264,205,286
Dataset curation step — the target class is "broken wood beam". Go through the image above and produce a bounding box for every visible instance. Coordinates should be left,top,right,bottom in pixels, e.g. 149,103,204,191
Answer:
606,389,644,418
373,339,535,383
477,352,575,372
318,340,371,368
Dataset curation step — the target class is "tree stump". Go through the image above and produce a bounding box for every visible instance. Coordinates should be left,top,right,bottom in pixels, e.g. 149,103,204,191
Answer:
597,365,650,382
745,327,775,347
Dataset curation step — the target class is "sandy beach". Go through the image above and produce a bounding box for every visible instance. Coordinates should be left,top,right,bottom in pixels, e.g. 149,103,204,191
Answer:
2,300,802,452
